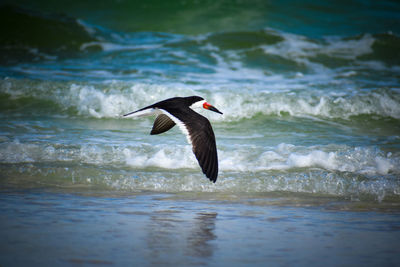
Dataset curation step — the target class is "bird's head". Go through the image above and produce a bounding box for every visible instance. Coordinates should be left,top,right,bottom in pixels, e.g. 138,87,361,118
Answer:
188,96,223,115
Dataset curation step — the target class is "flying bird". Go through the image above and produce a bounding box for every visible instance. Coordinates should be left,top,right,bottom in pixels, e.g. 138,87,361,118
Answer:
123,96,223,183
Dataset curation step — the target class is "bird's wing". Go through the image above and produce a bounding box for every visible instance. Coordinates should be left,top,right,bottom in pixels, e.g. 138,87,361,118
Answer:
160,109,218,182
123,108,157,118
187,118,218,183
150,114,176,135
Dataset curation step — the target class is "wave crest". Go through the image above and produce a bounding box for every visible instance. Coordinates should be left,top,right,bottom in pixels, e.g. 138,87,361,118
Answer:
1,140,398,176
1,140,399,201
2,79,399,120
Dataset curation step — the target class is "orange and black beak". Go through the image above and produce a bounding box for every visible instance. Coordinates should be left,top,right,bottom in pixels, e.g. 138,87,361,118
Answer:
203,102,223,114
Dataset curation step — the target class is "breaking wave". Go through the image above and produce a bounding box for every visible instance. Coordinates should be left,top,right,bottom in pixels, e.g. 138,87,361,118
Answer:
1,140,399,201
1,140,398,175
1,3,399,205
1,79,399,120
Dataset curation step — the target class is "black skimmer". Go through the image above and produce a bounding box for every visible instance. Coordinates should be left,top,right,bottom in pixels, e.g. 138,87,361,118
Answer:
123,96,223,183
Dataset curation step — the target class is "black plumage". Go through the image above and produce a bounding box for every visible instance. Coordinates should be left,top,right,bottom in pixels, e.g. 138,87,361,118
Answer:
150,114,176,135
123,96,222,183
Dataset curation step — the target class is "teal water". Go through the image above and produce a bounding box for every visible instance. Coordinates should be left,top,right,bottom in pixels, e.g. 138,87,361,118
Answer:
1,1,400,266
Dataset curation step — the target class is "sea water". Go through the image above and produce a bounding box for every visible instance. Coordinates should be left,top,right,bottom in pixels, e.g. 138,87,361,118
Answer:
1,1,400,266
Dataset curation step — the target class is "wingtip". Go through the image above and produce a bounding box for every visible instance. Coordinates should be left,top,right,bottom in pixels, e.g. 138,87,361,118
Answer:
122,111,135,117
208,175,217,183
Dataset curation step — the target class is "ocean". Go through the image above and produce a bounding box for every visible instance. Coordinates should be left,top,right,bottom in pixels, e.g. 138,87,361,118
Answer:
1,0,400,266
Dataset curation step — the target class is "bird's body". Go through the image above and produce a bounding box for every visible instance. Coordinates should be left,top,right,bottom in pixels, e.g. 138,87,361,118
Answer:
123,96,223,183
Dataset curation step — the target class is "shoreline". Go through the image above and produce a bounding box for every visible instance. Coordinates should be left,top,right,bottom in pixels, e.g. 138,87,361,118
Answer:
1,187,400,266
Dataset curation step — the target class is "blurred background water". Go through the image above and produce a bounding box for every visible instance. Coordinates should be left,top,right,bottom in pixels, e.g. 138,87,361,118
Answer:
1,0,400,265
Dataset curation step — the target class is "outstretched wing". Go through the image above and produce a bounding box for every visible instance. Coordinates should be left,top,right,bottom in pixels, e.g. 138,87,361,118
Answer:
160,109,218,182
150,114,176,135
186,117,218,183
123,97,219,183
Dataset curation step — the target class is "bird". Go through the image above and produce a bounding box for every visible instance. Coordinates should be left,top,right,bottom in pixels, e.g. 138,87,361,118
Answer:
123,96,223,183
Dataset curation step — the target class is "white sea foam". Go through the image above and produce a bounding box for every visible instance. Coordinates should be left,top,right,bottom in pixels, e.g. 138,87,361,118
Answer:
1,78,400,120
286,150,337,170
123,145,198,170
2,140,399,200
71,83,200,118
260,31,376,71
1,139,398,177
219,144,400,177
210,89,400,121
80,42,162,52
